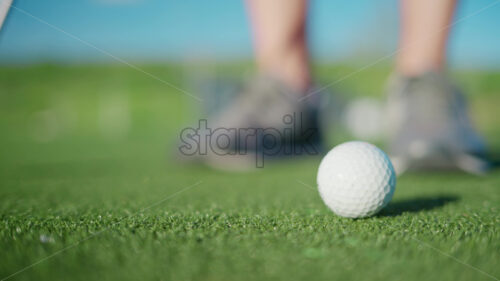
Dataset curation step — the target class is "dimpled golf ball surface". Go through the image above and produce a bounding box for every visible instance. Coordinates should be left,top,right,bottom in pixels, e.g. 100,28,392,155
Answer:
317,141,396,218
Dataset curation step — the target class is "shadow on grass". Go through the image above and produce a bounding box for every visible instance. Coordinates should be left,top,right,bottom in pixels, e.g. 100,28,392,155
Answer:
378,195,459,217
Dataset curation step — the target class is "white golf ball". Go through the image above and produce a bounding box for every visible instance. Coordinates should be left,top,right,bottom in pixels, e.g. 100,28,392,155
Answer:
317,141,396,218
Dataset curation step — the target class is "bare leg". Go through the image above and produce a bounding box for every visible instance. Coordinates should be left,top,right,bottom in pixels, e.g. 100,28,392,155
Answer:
388,0,488,174
247,0,310,92
397,0,457,76
0,0,13,31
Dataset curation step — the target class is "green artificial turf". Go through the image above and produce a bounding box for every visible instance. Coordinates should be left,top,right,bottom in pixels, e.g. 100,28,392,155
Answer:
0,64,499,281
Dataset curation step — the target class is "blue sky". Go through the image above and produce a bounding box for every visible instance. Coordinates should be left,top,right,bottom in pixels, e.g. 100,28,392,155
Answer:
0,0,499,68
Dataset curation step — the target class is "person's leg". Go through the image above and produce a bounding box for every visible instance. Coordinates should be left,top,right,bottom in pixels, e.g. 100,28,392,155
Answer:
178,0,321,170
396,0,456,76
0,0,13,31
387,0,488,174
247,0,310,92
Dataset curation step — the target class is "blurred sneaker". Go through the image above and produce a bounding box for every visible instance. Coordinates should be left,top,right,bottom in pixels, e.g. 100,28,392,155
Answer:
386,71,489,175
177,75,323,171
